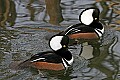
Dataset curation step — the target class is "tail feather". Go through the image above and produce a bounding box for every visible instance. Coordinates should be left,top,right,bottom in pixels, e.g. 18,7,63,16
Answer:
9,60,31,70
18,59,31,69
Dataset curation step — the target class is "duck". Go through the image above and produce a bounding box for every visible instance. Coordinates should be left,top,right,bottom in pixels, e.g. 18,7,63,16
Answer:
18,35,73,71
60,8,104,39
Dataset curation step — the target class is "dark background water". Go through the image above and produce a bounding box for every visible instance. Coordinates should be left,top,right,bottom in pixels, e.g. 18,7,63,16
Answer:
0,0,120,80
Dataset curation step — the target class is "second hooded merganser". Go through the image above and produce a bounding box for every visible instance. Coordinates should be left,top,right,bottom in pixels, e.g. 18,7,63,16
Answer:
60,8,104,39
18,35,73,71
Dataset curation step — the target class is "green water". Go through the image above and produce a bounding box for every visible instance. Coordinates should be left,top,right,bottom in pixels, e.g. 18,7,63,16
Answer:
0,0,120,80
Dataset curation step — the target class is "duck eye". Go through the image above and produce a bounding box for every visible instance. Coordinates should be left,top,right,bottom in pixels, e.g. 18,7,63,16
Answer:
95,18,97,20
63,45,66,48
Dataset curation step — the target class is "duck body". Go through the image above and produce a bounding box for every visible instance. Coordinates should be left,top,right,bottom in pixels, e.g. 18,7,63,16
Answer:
18,35,73,71
62,23,101,39
19,51,64,70
60,8,104,40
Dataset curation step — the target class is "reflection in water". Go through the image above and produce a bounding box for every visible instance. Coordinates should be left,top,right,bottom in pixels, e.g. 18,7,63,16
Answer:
26,0,45,21
17,0,63,25
97,0,120,26
0,0,16,27
99,0,109,19
45,0,63,25
80,41,101,60
77,36,119,79
26,5,35,21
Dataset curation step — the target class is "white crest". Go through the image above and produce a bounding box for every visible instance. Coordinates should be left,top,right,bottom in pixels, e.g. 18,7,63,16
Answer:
49,36,63,51
80,9,94,25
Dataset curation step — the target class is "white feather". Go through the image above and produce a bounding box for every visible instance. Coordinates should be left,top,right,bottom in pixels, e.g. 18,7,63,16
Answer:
62,56,74,69
67,56,74,65
65,28,81,35
31,58,45,62
65,28,75,35
50,36,63,51
95,27,104,37
80,9,94,25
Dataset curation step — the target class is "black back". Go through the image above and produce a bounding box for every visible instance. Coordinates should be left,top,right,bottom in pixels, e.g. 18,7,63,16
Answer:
30,51,63,63
64,23,95,35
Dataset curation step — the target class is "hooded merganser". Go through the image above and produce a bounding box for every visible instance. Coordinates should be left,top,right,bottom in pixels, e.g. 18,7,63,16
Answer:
18,35,73,71
60,8,104,39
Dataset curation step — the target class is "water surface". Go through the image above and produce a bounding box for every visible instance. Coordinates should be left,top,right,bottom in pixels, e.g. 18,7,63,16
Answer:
0,0,120,80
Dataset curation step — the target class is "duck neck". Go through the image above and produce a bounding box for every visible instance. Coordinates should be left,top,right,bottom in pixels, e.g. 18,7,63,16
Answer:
90,21,103,30
56,48,72,61
55,48,73,68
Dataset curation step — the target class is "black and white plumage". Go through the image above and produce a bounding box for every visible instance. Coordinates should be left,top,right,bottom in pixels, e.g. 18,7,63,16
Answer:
60,8,104,39
18,35,73,71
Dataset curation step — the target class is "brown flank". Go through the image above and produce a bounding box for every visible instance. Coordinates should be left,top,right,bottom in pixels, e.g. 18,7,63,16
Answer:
31,62,64,71
68,33,98,39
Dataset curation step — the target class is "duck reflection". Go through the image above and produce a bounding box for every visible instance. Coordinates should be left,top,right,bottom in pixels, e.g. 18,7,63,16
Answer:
79,41,100,60
0,0,16,27
88,45,115,79
67,31,116,79
75,38,116,80
69,39,101,60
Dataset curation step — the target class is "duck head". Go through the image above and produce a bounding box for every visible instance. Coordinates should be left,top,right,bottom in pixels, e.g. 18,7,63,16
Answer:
49,35,69,51
49,35,73,69
79,8,100,26
79,8,104,37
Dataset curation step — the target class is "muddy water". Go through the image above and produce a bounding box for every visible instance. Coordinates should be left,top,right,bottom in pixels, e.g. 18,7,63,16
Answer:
0,0,120,80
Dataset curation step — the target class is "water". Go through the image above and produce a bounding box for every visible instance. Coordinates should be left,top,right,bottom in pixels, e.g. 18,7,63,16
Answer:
0,0,120,80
